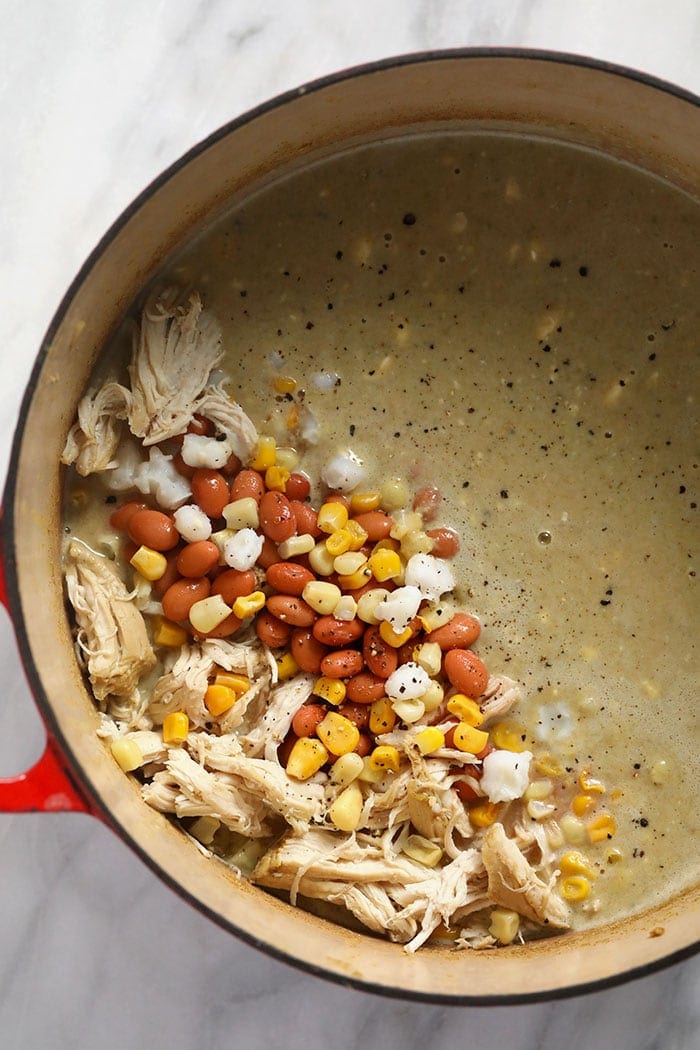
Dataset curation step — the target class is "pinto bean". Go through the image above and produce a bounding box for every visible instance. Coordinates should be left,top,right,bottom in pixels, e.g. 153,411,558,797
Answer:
128,509,179,551
362,624,399,679
162,577,211,622
292,704,327,738
351,510,393,541
259,491,296,543
426,526,460,559
427,612,481,651
345,671,387,704
109,500,149,531
255,610,292,648
290,500,320,537
198,611,243,639
266,561,315,596
212,568,256,604
285,472,311,500
412,485,442,522
290,629,329,673
266,594,316,627
443,648,489,699
153,549,182,597
256,536,282,569
312,616,365,647
337,702,370,730
320,649,364,679
191,469,230,518
229,468,265,503
176,540,220,578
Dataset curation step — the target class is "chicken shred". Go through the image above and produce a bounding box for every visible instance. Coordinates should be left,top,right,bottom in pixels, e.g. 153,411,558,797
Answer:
481,822,570,928
61,381,131,476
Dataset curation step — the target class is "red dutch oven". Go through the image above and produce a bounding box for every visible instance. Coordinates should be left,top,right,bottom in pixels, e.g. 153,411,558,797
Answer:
0,51,698,1002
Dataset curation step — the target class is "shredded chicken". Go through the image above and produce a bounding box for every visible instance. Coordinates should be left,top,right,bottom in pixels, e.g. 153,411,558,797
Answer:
481,822,570,928
61,381,131,476
193,383,259,464
480,675,522,726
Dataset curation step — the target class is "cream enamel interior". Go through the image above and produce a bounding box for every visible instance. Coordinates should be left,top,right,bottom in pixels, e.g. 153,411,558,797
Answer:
8,55,699,1000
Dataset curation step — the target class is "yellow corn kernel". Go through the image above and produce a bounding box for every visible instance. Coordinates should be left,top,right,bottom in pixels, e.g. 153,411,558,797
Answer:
162,711,190,746
369,697,397,735
372,537,401,553
559,851,597,879
337,566,373,591
153,616,188,648
333,595,358,621
534,753,564,777
414,726,445,755
110,737,143,772
453,723,490,754
212,672,251,697
446,693,484,727
606,847,624,864
392,698,426,724
316,711,360,757
560,875,591,902
400,530,434,559
579,769,606,793
378,620,413,648
524,779,553,801
250,435,276,470
560,813,587,845
205,684,238,717
489,721,528,753
350,491,381,513
308,541,336,577
356,587,391,624
223,497,259,530
344,519,369,550
325,528,353,557
273,375,297,394
277,533,315,559
380,477,409,510
333,551,367,576
367,548,402,582
420,679,445,713
302,580,342,614
232,590,266,619
312,676,347,706
275,446,299,472
275,651,299,681
469,801,500,828
402,834,443,868
418,601,455,633
189,595,233,634
489,909,520,945
328,781,364,832
286,736,329,780
329,751,364,789
412,642,442,677
317,502,349,534
265,465,291,492
389,509,423,541
572,793,594,816
369,745,401,774
130,545,167,581
587,813,617,843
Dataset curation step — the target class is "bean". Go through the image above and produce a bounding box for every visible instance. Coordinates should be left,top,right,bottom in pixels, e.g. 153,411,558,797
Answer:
454,778,480,802
427,612,481,651
290,628,329,673
191,469,230,519
176,540,220,578
426,526,460,559
320,649,364,679
312,616,365,647
266,594,316,627
266,561,315,597
444,648,489,699
259,491,296,544
412,485,442,522
153,549,182,597
128,509,179,551
162,577,211,622
292,704,327,738
229,468,265,503
187,414,213,437
211,568,256,604
277,731,297,767
109,500,148,531
172,452,196,479
197,611,243,639
345,671,387,704
221,452,242,477
256,610,292,648
257,536,282,569
285,472,311,500
290,500,320,537
325,493,351,510
354,733,372,758
362,625,399,678
351,510,392,542
338,702,370,730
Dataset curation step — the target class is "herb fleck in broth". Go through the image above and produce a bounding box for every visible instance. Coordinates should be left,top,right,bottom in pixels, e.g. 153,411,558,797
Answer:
70,130,699,935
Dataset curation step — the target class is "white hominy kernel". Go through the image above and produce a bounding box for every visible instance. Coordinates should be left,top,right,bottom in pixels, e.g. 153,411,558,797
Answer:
385,662,431,701
374,585,422,634
356,588,391,624
223,529,264,570
174,504,213,542
333,596,358,621
405,553,455,601
321,450,366,492
480,751,532,803
223,497,259,530
392,698,426,724
181,433,233,469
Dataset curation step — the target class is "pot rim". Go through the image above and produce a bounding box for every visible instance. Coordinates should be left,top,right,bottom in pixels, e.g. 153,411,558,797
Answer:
3,47,699,1004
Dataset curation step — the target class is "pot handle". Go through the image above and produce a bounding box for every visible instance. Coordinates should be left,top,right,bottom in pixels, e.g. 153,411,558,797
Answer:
0,517,90,813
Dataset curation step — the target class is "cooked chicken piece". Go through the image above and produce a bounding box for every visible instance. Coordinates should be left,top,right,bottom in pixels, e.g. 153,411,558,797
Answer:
480,675,522,727
193,383,259,463
361,769,412,830
407,781,472,852
127,289,223,444
481,822,570,928
61,381,131,476
64,540,155,707
238,672,315,759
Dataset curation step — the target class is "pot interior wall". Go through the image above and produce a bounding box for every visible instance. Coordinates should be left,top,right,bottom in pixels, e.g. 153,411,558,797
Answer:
8,54,699,999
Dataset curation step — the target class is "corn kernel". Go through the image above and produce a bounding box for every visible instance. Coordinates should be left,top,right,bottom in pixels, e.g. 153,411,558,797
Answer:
469,801,500,827
378,620,413,648
527,799,556,821
344,519,369,550
205,684,238,716
153,616,189,648
402,834,443,868
392,698,426,724
400,530,435,560
389,509,423,541
189,594,233,634
250,435,276,470
333,596,358,621
369,745,401,774
325,528,352,557
490,722,528,753
163,711,189,745
303,580,342,614
560,851,597,878
275,651,299,681
273,375,297,394
358,755,385,784
606,847,624,864
266,466,291,492
560,814,587,845
110,737,143,772
277,533,315,559
412,642,442,677
414,726,445,755
418,601,455,633
333,551,367,576
350,491,381,513
534,753,564,777
560,875,591,902
337,567,373,591
130,545,167,581
369,698,397,735
308,541,336,577
579,769,606,793
232,590,266,619
446,693,484,726
587,813,617,843
286,736,329,780
572,793,594,816
275,446,299,471
212,672,251,697
368,548,402,582
489,909,520,945
328,781,364,832
317,502,348,534
209,527,235,560
524,779,553,801
312,676,346,706
453,723,489,754
419,680,444,713
316,711,360,756
223,497,259,530
380,477,409,510
356,588,391,624
329,751,364,789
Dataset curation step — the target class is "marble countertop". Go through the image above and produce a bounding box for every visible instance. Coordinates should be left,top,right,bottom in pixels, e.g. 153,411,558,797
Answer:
1,3,698,1047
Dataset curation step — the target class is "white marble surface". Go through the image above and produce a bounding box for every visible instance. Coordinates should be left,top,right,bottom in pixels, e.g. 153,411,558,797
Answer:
1,2,699,1047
